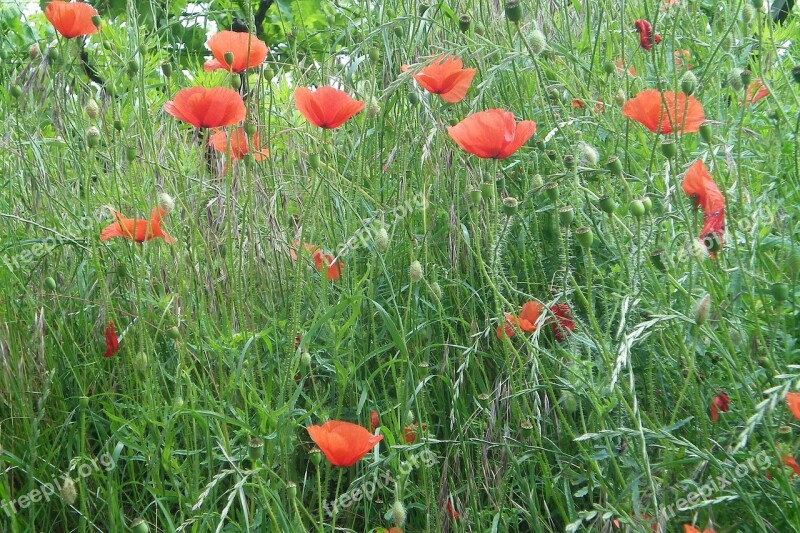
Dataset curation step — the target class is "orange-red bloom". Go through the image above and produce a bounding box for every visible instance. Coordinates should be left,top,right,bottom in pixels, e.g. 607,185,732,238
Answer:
682,159,725,255
446,499,460,520
572,99,605,113
164,87,246,129
294,86,364,129
44,1,98,39
208,127,269,161
783,455,800,476
496,301,543,340
684,525,716,533
402,55,476,103
100,206,175,243
306,420,383,467
709,391,730,423
448,109,535,159
622,90,705,134
104,320,119,358
203,30,268,73
744,79,769,106
290,241,343,280
633,19,661,51
550,304,574,342
787,392,800,420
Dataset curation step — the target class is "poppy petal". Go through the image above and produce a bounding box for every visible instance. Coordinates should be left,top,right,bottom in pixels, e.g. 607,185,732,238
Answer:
45,1,98,39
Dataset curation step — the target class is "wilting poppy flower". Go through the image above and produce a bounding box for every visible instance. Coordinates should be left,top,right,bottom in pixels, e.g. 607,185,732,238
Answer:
674,49,693,70
496,313,520,339
294,86,365,129
572,99,605,113
709,391,730,423
100,205,175,243
633,19,661,51
448,109,536,159
682,159,725,256
402,55,476,103
164,87,246,129
44,1,99,39
787,392,800,420
623,90,705,134
203,30,268,73
743,79,769,106
306,420,383,467
519,301,544,330
370,410,380,431
446,499,460,520
550,304,575,342
290,241,343,280
403,422,427,443
208,127,269,161
684,525,716,533
104,320,119,358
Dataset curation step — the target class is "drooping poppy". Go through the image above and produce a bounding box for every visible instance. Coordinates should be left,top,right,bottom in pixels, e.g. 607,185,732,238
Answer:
622,90,705,134
203,30,269,73
208,127,269,161
294,86,365,129
446,499,460,520
682,159,725,256
787,392,800,420
496,313,520,340
402,55,476,103
743,79,769,106
684,525,717,533
100,205,175,243
164,87,246,129
370,410,380,431
290,241,343,280
520,301,544,331
44,1,99,39
447,109,536,159
549,304,575,342
633,19,661,51
104,320,119,358
709,392,730,423
306,420,383,467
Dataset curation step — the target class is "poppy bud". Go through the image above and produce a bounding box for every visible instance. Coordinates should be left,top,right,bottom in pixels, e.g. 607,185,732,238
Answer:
158,192,175,214
248,437,264,462
85,99,100,119
558,205,574,226
365,96,380,119
409,260,423,283
375,227,389,252
60,477,77,505
125,146,137,162
370,410,379,431
680,70,697,95
544,181,559,203
458,14,471,33
700,122,712,143
391,500,407,527
598,195,617,214
740,69,752,88
367,48,379,62
602,60,615,74
130,518,149,533
430,281,442,299
407,92,419,105
243,122,257,136
167,326,180,339
629,200,645,218
787,250,800,278
44,276,57,291
531,173,543,189
771,282,789,302
641,196,653,213
161,62,172,77
793,66,800,84
529,29,546,55
751,0,763,9
579,142,599,165
741,3,755,23
127,59,138,78
86,126,100,148
502,196,519,216
694,293,711,326
405,410,415,424
660,140,676,158
721,35,732,52
614,88,626,107
47,47,60,62
480,182,494,200
575,226,593,247
231,75,242,90
10,84,22,99
474,22,485,36
505,1,523,22
134,351,148,372
29,43,40,59
728,68,744,91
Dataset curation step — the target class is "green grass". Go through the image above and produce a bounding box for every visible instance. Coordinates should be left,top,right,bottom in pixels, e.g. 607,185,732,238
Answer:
1,0,800,531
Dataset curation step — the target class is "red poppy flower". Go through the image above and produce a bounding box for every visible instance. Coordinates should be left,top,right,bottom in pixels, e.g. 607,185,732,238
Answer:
306,420,383,467
290,241,343,280
447,109,536,159
572,99,605,113
633,19,661,51
743,79,769,106
446,499,460,520
104,320,119,358
783,455,800,476
682,159,725,256
164,87,246,129
100,206,175,243
709,392,730,423
622,90,705,134
44,1,99,39
402,55,476,103
550,304,575,342
370,410,380,431
519,301,544,330
208,127,269,161
203,30,268,73
684,525,716,533
787,392,800,420
294,86,364,129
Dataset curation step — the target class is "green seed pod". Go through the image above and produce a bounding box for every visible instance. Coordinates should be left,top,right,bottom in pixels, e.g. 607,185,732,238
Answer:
224,51,235,66
44,276,57,291
91,15,101,28
287,482,297,498
86,126,101,149
558,205,574,226
458,14,471,33
605,156,623,176
469,189,482,204
502,196,519,216
367,48,379,63
629,200,645,218
598,195,617,214
661,140,676,158
407,92,419,105
575,226,593,248
161,62,172,77
125,146,137,162
418,2,430,15
505,1,523,22
79,395,89,408
699,123,712,143
10,85,22,99
308,153,320,170
771,282,789,302
393,26,404,38
480,182,494,200
243,122,257,136
248,437,264,462
544,181,559,203
563,154,575,169
602,60,615,75
243,153,255,166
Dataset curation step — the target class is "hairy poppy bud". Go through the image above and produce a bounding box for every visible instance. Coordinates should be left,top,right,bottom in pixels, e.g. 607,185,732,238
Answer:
561,391,578,413
544,181,559,203
742,4,755,23
728,68,744,91
158,193,175,214
598,195,617,214
134,351,148,372
373,227,389,252
127,59,139,78
458,14,471,33
740,69,752,88
469,189,481,204
630,199,645,217
660,140,676,158
699,123,712,143
418,2,430,15
125,146,137,162
614,88,626,107
391,500,407,527
575,226,593,247
85,98,100,119
474,22,485,36
505,1,523,22
694,293,711,326
405,410,415,424
60,477,77,505
44,276,57,291
86,126,101,148
578,143,598,166
130,518,149,533
367,48,379,62
430,281,442,299
502,196,519,215
29,43,40,59
162,62,172,77
680,70,697,95
409,260,423,283
793,66,800,84
558,205,574,226
248,437,264,462
602,60,615,74
365,96,379,119
114,119,123,131
10,84,22,99
531,173,543,189
787,249,800,278
529,29,546,55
